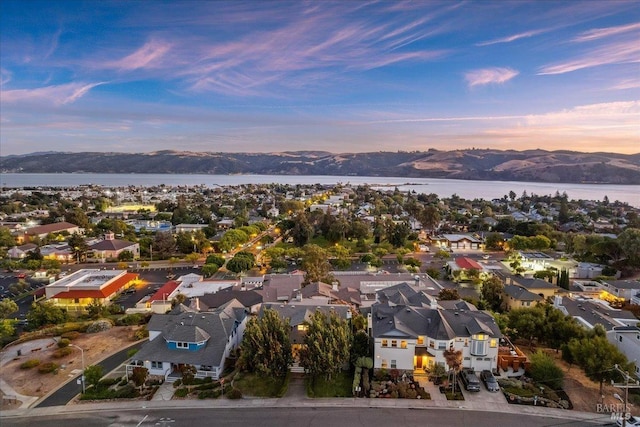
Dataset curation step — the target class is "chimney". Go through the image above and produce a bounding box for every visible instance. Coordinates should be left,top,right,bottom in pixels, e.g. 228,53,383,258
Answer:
332,281,339,292
195,297,200,311
553,295,562,308
430,297,438,310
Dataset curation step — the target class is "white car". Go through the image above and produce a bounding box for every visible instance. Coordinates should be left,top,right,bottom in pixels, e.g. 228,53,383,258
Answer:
617,415,640,427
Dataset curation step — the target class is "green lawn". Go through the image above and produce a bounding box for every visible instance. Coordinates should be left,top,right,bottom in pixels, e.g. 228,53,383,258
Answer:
307,371,353,397
233,372,289,397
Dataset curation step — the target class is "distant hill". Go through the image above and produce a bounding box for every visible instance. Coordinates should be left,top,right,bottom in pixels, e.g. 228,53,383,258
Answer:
1,149,639,184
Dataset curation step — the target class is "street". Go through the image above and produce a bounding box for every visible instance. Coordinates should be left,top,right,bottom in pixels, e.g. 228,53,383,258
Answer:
0,407,613,427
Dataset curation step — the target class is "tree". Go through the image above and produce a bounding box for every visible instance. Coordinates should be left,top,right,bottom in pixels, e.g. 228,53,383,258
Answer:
557,269,570,290
566,335,629,394
0,320,16,342
438,288,460,301
299,310,352,380
201,264,219,277
301,244,332,284
86,299,107,319
443,348,462,393
0,298,19,318
84,365,104,388
481,276,506,312
26,301,68,328
226,255,254,274
484,233,504,251
117,250,134,262
291,212,312,247
152,231,176,259
131,366,148,390
389,222,410,248
528,350,564,390
418,205,441,235
507,306,546,346
205,254,226,267
68,233,89,263
351,330,371,364
238,308,292,377
618,228,640,267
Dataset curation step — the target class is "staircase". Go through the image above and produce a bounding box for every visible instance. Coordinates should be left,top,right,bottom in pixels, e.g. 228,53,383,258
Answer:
290,362,306,374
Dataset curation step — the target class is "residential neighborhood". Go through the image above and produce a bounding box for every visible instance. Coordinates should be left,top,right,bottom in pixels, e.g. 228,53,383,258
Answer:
0,182,639,424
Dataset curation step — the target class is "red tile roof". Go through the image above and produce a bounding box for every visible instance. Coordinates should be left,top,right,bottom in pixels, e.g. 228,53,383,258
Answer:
52,272,138,299
148,281,180,302
455,257,482,270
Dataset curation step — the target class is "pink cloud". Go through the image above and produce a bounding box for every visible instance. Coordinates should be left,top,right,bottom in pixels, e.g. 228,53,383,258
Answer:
538,39,640,75
106,40,172,70
1,81,105,105
464,67,519,87
573,22,640,42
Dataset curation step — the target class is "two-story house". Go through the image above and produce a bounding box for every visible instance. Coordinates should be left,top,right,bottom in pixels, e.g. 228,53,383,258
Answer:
607,326,640,380
370,296,502,374
128,299,248,382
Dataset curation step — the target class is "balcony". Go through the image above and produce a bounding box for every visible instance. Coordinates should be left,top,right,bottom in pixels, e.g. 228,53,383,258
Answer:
497,337,529,376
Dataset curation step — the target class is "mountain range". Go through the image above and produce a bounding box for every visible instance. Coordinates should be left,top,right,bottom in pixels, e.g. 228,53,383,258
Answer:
2,149,639,184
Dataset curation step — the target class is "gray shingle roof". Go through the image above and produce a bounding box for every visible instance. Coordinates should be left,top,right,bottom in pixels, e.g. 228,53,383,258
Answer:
135,299,247,367
371,302,501,341
503,284,543,301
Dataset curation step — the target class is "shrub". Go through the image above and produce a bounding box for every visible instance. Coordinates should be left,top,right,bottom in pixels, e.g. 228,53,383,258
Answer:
52,347,73,358
197,390,221,399
38,362,59,374
173,379,182,388
174,388,188,398
528,350,564,390
57,338,70,348
20,359,40,369
86,319,113,333
133,328,149,340
116,313,148,326
61,331,80,340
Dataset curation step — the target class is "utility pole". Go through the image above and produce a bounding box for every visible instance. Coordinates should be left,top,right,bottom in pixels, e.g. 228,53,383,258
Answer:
612,364,640,427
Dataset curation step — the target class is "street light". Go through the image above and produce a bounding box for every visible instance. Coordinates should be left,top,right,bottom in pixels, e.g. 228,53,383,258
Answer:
69,344,86,393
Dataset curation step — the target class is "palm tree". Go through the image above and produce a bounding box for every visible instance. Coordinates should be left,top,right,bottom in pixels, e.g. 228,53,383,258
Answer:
443,347,463,394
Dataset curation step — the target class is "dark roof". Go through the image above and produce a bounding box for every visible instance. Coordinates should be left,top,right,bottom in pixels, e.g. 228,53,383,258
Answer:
24,221,79,236
376,282,433,307
604,280,640,290
512,277,557,290
504,285,543,301
559,297,637,331
259,274,304,302
137,299,247,367
371,302,501,341
90,238,136,251
261,303,350,326
193,289,262,311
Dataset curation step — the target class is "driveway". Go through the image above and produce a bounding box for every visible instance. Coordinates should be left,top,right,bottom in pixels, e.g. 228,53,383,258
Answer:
460,383,507,409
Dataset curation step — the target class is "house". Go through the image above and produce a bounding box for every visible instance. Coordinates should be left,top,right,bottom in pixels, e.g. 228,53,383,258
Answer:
40,243,74,263
297,281,362,308
503,284,543,310
174,224,208,233
191,289,263,314
440,234,483,251
45,269,138,311
446,257,486,282
370,299,502,374
18,221,82,243
599,280,640,301
7,243,38,259
261,302,351,371
552,295,638,331
89,232,140,261
128,299,248,382
607,326,640,380
507,276,559,299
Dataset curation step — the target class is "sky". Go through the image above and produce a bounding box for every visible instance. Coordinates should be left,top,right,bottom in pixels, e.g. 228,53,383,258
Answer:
1,0,639,156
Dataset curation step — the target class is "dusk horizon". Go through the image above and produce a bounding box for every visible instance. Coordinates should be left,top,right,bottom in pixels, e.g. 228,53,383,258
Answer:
1,1,639,155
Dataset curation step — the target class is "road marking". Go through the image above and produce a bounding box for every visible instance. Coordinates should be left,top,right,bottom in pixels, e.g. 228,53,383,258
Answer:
136,414,149,426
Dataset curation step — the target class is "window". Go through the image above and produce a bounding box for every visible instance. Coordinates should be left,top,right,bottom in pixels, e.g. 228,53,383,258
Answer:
382,339,388,347
417,336,424,345
437,341,446,350
464,339,469,347
401,340,407,349
391,360,397,369
391,340,397,348
176,342,189,349
381,359,388,368
151,361,162,369
429,340,435,349
74,298,80,304
297,324,308,331
490,339,497,348
470,340,487,356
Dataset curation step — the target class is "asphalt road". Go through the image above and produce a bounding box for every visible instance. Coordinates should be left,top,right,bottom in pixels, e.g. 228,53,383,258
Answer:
1,407,614,427
35,340,146,408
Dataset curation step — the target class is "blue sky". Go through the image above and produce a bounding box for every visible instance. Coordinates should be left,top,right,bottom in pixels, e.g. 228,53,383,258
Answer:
1,1,639,155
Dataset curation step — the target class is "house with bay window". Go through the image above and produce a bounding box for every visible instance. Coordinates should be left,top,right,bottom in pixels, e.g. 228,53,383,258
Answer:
128,299,248,382
370,293,502,374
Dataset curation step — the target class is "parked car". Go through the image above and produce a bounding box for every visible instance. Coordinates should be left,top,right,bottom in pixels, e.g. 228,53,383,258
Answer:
459,368,481,392
617,415,640,427
480,370,500,392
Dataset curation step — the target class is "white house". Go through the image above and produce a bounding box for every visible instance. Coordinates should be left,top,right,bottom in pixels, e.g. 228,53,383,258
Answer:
370,290,501,374
607,326,640,380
